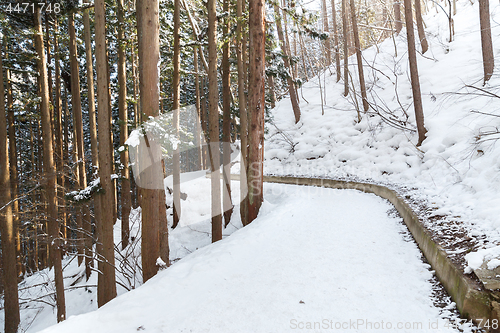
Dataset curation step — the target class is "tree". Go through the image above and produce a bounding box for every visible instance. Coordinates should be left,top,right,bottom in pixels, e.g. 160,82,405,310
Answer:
137,0,169,278
34,6,66,321
322,0,331,65
414,0,428,54
222,0,233,226
479,0,494,84
342,0,349,96
237,0,249,225
207,0,223,240
349,0,369,113
331,0,341,82
0,37,20,333
118,0,132,249
393,0,402,34
273,3,301,124
246,0,266,224
404,0,427,145
172,0,181,229
95,0,117,305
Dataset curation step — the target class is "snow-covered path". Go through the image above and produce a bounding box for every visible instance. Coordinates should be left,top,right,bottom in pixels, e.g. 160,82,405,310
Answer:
41,183,459,333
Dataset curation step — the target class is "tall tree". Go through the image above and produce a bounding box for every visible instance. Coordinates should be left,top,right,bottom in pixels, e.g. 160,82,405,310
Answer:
222,0,233,226
246,0,266,224
137,0,169,278
342,0,349,96
237,0,249,224
349,0,369,113
95,0,117,305
331,0,341,82
172,0,181,229
83,0,100,280
414,0,428,53
393,0,402,33
479,0,494,84
208,0,223,240
273,4,301,123
34,6,66,321
0,38,20,333
118,0,132,248
322,0,331,65
404,0,427,145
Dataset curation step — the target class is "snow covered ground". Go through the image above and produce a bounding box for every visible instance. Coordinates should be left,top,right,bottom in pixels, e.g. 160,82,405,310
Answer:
39,183,465,333
265,0,500,272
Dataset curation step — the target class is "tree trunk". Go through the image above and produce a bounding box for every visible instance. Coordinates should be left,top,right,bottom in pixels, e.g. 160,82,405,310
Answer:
404,0,427,145
322,0,332,65
349,0,369,113
0,39,21,333
331,0,341,82
414,0,428,53
479,0,494,84
5,46,22,277
237,0,249,225
394,0,402,33
69,13,90,269
53,18,67,252
207,0,223,241
172,0,181,229
137,0,169,278
34,6,66,321
95,0,117,305
274,4,301,124
246,0,266,224
222,0,233,227
342,0,349,96
117,0,132,249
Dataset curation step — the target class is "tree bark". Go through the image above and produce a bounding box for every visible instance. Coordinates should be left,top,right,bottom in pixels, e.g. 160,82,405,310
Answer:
137,0,169,278
222,0,233,227
404,0,427,145
207,0,223,240
0,39,21,333
479,0,494,84
117,0,132,249
246,0,266,224
95,0,117,305
349,0,369,113
34,6,66,321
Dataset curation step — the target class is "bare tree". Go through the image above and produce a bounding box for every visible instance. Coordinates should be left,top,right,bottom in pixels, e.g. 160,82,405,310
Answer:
404,0,427,145
349,0,369,113
342,0,349,96
479,0,494,84
393,0,402,33
331,0,341,81
322,0,332,65
414,0,428,53
172,0,181,229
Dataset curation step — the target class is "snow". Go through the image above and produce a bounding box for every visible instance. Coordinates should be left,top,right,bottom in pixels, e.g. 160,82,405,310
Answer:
39,183,461,333
264,0,500,273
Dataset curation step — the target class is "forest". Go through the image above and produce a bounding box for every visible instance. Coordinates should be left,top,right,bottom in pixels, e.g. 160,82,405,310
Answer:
0,0,499,331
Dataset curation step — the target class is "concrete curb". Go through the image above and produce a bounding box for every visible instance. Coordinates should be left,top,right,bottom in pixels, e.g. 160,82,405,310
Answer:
262,175,500,330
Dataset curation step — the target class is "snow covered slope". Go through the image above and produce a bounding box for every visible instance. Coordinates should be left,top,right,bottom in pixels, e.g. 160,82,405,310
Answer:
39,184,462,333
265,0,500,271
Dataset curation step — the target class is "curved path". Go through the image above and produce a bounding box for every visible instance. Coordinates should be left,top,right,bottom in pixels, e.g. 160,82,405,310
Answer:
41,183,460,333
